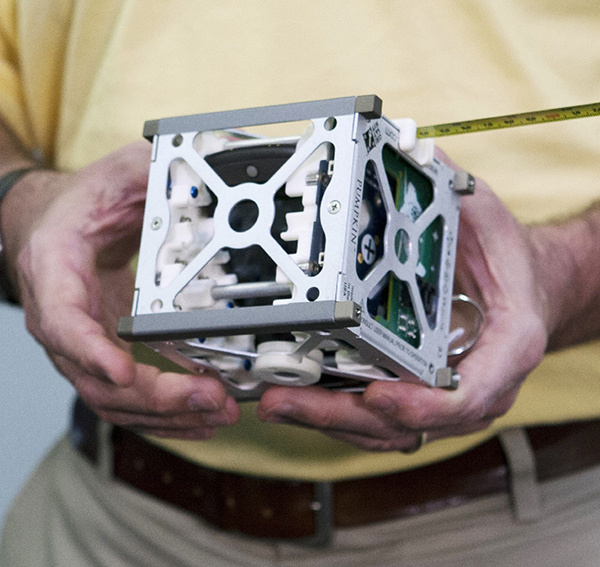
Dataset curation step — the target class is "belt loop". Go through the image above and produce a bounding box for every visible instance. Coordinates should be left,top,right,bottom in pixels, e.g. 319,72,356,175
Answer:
70,397,99,463
97,420,115,482
70,397,115,482
301,481,334,547
498,428,542,522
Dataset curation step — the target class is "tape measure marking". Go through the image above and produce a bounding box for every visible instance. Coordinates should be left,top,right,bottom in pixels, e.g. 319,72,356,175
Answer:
416,102,600,138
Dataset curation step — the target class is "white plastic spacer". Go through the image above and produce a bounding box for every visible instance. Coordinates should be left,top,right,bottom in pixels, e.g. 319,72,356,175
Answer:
252,341,323,386
394,118,418,152
392,118,435,166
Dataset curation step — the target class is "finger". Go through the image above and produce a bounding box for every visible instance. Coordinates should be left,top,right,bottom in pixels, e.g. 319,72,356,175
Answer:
57,359,236,417
101,408,232,431
258,386,400,438
33,304,137,387
98,367,233,416
58,356,241,437
363,315,544,431
258,381,496,452
100,403,237,433
20,231,138,386
325,429,423,452
99,395,239,440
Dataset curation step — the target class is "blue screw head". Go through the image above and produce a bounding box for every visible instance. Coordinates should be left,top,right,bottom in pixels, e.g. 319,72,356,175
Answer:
190,186,199,199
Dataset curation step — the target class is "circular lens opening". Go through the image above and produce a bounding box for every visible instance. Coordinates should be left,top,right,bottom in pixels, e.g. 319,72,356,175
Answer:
229,199,259,232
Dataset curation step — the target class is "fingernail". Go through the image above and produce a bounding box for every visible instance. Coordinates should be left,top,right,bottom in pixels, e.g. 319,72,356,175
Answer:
367,395,396,415
188,393,220,412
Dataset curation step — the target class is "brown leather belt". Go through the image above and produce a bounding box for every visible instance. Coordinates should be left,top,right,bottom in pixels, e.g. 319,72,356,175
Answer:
71,398,600,544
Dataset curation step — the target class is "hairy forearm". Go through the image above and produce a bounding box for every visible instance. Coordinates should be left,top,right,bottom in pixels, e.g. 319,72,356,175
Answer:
529,201,600,350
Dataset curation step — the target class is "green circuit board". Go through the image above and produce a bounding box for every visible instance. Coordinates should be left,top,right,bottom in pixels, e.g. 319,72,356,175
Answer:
366,146,443,346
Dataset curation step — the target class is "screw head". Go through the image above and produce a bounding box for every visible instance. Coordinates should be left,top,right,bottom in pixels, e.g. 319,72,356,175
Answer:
328,200,341,214
151,217,162,230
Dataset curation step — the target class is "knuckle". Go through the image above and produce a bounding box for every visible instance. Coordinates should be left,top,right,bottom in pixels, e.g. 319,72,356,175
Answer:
310,407,339,430
457,395,489,424
34,315,55,343
144,391,174,415
409,396,483,430
393,389,491,431
144,388,176,415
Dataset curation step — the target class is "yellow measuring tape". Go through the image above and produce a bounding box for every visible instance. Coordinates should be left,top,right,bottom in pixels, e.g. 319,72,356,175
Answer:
416,101,600,138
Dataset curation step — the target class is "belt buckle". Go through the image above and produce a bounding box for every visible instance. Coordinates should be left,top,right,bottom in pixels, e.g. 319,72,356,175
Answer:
299,481,334,547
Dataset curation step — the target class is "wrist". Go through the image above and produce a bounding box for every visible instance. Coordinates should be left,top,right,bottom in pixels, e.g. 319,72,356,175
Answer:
528,204,600,350
0,167,44,302
0,168,64,302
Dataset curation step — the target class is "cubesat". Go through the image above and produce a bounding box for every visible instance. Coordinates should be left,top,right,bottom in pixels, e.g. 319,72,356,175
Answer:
118,96,481,400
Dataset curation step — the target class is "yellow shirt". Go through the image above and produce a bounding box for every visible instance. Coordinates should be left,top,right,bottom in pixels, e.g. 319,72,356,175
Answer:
2,0,599,480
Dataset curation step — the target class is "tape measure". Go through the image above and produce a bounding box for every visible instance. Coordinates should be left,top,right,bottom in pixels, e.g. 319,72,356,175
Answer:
416,101,600,138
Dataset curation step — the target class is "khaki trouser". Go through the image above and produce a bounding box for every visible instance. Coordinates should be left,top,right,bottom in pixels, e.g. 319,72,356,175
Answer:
3,433,600,567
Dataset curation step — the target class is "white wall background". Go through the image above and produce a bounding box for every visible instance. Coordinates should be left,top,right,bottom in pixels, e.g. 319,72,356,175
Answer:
0,302,74,533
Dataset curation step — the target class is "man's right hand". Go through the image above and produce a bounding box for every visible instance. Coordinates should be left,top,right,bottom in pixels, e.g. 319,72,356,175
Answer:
0,140,240,439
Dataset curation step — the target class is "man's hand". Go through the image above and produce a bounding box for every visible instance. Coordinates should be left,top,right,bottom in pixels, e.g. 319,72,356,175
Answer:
1,142,240,439
257,157,552,452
